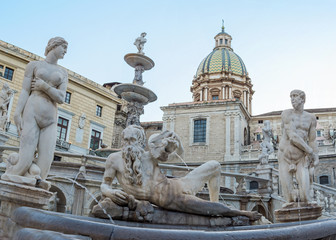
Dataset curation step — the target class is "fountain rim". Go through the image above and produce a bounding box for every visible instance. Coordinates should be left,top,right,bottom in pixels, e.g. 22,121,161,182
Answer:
124,53,155,70
114,83,157,103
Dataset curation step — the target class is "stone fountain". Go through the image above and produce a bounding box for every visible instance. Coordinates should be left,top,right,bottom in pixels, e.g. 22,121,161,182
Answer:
2,36,336,240
114,32,157,126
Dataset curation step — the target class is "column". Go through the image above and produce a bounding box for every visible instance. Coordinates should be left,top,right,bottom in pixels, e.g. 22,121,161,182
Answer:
233,113,241,160
222,86,225,99
162,116,169,131
224,113,231,160
200,89,203,101
229,86,232,99
246,92,249,112
169,116,175,132
204,88,208,101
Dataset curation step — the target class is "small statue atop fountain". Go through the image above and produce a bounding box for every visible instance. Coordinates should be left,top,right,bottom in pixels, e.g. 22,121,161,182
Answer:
257,120,274,168
0,83,15,130
99,125,261,221
134,32,147,55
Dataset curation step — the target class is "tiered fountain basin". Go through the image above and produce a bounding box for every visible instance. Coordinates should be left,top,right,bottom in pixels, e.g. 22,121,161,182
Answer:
114,83,157,104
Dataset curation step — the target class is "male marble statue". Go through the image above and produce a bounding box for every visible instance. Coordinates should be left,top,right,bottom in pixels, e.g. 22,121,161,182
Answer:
133,65,145,86
1,37,68,190
0,83,14,130
134,32,147,55
278,89,319,203
258,120,274,166
101,125,260,220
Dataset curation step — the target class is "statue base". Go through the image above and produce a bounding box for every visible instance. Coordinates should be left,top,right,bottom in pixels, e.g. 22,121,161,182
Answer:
92,198,251,227
0,180,52,239
275,202,322,223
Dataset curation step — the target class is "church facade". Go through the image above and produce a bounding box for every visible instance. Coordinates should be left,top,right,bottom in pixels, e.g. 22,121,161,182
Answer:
158,27,336,189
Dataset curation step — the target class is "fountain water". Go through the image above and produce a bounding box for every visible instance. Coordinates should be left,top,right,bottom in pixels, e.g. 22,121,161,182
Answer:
48,175,114,224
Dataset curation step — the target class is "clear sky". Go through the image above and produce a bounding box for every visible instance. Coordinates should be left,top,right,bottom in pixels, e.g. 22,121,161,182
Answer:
1,0,336,121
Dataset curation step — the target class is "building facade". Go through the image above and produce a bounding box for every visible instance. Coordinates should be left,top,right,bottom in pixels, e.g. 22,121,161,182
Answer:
159,27,336,190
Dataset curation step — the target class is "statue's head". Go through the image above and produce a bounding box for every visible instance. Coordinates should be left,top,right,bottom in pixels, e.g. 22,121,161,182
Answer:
290,89,305,109
44,37,68,56
121,125,146,185
141,32,147,37
2,83,9,91
121,125,146,149
148,130,181,162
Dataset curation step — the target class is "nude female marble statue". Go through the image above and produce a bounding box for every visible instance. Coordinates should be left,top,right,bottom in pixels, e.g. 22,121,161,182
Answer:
101,125,260,220
278,90,319,203
1,37,68,190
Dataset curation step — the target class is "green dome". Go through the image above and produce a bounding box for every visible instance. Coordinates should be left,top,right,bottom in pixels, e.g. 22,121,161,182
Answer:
196,48,247,77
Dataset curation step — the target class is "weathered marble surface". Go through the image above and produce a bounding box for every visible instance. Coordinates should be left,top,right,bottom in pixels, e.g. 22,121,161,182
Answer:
0,83,14,130
0,180,52,239
275,202,322,222
10,207,336,240
92,197,250,227
278,90,319,204
1,37,68,190
134,32,147,55
257,120,274,168
99,125,261,222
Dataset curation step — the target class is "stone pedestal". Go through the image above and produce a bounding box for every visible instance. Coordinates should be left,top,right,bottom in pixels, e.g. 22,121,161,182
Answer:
255,166,272,195
275,202,322,223
92,198,250,227
0,180,52,239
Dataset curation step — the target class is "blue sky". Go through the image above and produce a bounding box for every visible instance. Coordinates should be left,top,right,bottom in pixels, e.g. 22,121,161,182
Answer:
2,0,336,121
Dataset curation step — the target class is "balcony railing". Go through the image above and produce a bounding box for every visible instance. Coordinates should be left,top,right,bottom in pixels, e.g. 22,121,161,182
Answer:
56,138,71,151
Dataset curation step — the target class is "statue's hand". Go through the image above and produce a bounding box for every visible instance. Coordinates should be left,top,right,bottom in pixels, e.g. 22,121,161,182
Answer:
111,190,129,206
13,114,22,136
31,77,49,92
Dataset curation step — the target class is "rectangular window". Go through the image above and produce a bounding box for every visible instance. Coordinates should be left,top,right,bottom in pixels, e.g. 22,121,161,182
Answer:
225,39,228,44
316,130,322,137
4,67,14,80
193,119,206,143
212,95,219,100
90,129,101,150
258,120,263,124
57,117,69,141
65,91,71,104
219,39,223,44
96,105,102,117
0,64,14,81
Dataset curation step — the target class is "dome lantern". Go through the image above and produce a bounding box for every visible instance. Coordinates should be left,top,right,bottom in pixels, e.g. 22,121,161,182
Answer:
214,22,232,50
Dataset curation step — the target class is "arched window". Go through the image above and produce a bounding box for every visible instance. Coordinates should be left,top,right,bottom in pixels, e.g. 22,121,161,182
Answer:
319,175,329,185
249,181,259,190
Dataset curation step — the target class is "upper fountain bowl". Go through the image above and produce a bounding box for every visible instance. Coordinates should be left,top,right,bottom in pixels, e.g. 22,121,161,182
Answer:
124,53,155,70
114,83,157,104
